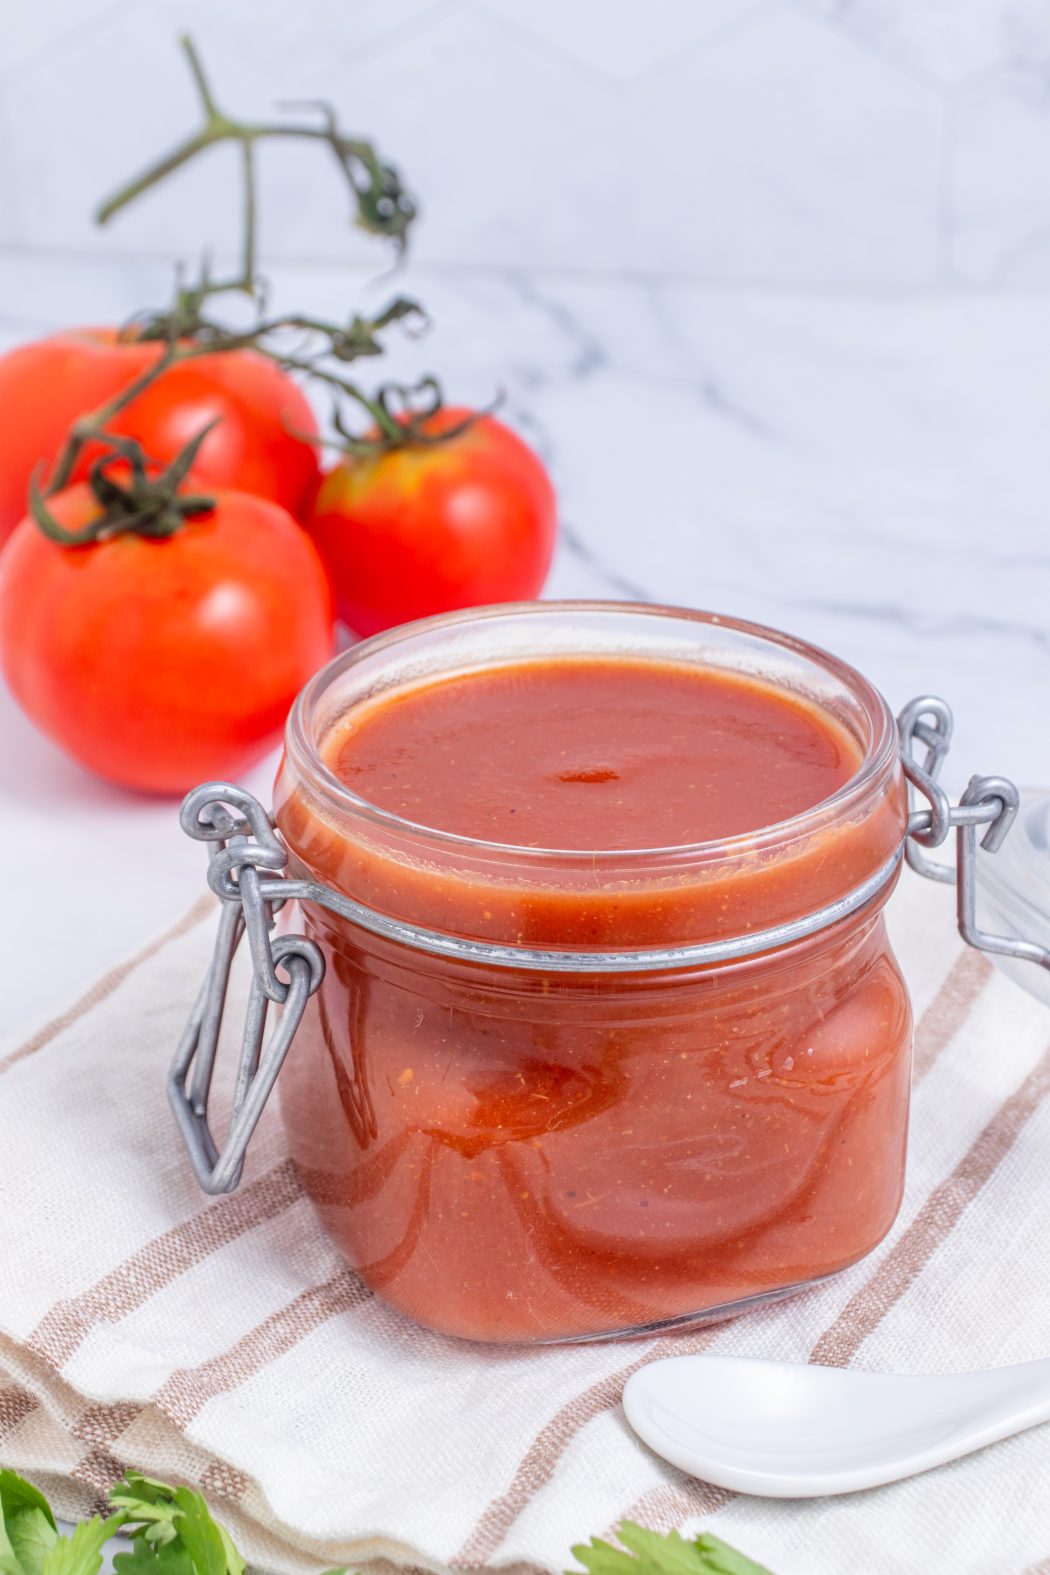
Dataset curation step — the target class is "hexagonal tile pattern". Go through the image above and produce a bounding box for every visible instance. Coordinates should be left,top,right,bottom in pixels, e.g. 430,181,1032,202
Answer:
6,0,1050,285
477,0,766,82
623,6,943,281
798,0,1050,85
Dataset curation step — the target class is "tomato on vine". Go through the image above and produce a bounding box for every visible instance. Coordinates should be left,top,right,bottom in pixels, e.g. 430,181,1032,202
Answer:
0,35,420,548
307,408,557,635
0,439,334,794
0,36,559,799
0,330,321,547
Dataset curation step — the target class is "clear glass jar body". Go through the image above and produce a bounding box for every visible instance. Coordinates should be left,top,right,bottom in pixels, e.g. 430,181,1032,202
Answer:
274,604,912,1342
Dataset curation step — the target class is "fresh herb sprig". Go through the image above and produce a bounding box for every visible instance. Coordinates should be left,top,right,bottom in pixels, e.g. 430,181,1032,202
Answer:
0,1471,772,1575
0,1471,339,1575
571,1521,772,1575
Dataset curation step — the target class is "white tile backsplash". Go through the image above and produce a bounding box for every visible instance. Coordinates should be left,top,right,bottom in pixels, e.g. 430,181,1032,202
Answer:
800,0,1050,84
622,6,943,282
2,0,1050,285
477,0,767,82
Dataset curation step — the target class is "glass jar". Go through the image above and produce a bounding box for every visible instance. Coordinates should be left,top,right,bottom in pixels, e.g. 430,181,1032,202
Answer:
270,604,910,1342
171,603,1044,1343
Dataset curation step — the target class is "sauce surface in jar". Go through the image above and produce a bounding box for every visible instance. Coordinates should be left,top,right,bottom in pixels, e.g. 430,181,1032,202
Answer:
326,657,861,851
276,647,911,1342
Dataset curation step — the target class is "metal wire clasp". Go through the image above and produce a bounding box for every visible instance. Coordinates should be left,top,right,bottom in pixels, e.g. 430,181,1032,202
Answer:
898,697,1050,971
167,784,324,1194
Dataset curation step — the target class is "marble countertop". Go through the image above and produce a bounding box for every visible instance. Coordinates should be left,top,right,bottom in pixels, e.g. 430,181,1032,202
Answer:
3,252,1049,1033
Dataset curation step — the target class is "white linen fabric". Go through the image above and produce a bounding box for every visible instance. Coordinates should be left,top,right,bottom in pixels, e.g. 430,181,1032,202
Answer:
1,874,1049,1575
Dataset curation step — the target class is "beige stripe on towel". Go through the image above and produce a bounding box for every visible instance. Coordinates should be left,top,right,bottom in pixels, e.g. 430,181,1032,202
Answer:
811,1037,1050,1367
0,895,215,1079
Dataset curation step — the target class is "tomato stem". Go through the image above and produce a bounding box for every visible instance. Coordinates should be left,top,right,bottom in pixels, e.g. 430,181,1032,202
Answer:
33,429,217,547
180,33,223,122
40,301,474,511
241,139,257,292
94,33,416,305
46,342,180,497
35,33,477,531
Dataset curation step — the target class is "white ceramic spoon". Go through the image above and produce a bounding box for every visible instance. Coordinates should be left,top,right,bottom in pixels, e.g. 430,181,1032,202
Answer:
622,1353,1050,1498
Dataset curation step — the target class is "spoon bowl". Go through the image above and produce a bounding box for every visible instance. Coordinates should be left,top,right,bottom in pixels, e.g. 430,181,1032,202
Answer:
622,1354,1050,1498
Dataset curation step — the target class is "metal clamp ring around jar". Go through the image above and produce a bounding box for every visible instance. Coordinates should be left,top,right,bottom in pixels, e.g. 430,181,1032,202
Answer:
169,695,1050,1195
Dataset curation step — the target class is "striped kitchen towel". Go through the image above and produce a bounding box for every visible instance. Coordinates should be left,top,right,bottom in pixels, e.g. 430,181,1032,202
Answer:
1,871,1049,1575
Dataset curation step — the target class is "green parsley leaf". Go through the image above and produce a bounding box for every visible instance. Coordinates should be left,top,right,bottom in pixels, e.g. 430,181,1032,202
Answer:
7,1510,59,1575
165,1492,225,1575
210,1523,243,1575
2,1465,776,1575
40,1515,126,1575
108,1478,180,1531
112,1530,194,1575
0,1472,60,1575
108,1477,241,1575
570,1522,772,1575
690,1535,774,1575
0,1477,56,1537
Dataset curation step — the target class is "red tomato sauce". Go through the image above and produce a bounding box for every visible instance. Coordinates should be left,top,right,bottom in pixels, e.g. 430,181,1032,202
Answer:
326,658,861,849
276,655,911,1341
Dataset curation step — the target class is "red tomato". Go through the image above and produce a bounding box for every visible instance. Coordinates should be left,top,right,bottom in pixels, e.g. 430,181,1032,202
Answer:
0,485,334,794
0,331,149,548
0,329,321,547
306,407,557,635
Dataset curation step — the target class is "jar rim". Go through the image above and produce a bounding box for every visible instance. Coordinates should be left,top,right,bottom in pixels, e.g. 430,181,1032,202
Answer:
283,598,900,863
285,601,900,867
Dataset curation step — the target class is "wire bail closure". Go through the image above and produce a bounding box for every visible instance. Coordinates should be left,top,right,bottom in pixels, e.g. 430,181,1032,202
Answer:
168,784,324,1195
897,698,1050,969
169,696,1050,1196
